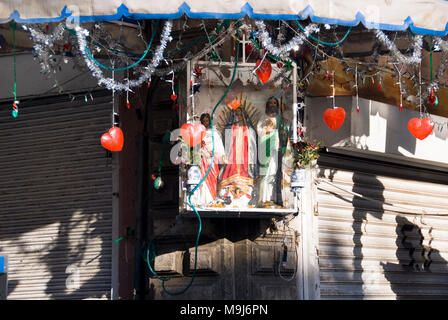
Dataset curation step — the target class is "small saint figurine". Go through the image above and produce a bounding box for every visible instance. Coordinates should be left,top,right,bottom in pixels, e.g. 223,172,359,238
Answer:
257,97,290,207
194,113,225,206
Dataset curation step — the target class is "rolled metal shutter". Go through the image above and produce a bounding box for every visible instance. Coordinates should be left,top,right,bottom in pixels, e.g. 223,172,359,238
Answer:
0,92,113,300
316,151,448,300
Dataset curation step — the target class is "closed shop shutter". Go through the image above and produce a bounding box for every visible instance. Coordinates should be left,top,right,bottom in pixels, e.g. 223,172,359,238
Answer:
0,92,113,299
316,151,448,299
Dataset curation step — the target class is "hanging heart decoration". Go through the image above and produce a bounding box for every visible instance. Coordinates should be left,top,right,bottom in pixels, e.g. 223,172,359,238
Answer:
323,107,346,131
255,58,272,84
180,123,206,147
101,127,124,151
407,118,434,140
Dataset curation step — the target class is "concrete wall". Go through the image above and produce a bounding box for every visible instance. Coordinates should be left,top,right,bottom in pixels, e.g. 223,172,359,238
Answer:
305,96,448,165
0,52,123,101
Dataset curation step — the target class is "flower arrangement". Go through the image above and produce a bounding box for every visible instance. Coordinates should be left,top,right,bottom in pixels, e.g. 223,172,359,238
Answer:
292,139,321,168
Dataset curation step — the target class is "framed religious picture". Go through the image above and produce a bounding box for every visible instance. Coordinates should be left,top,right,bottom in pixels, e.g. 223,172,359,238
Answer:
174,47,300,217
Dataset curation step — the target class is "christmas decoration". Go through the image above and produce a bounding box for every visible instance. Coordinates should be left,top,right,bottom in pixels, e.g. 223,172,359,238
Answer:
354,64,359,114
255,58,272,84
75,20,173,92
11,100,19,118
101,127,124,151
192,84,201,94
428,90,438,106
180,123,206,147
193,67,203,78
245,43,252,55
375,30,423,65
323,107,346,131
407,118,434,140
10,21,19,118
254,20,318,58
154,176,164,189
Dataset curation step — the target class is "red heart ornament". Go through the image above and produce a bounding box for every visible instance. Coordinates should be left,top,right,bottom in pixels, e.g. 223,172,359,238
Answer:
180,123,206,147
408,118,434,140
101,127,124,151
323,107,346,131
256,59,272,84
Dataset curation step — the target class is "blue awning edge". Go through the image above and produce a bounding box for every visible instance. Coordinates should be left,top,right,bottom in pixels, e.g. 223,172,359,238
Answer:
2,2,448,37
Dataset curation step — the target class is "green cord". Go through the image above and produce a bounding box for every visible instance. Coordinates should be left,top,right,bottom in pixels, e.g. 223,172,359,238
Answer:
11,20,17,101
65,20,227,62
113,236,126,244
10,20,18,118
296,20,352,47
430,36,433,81
146,27,241,296
166,36,208,55
65,27,143,57
84,20,159,72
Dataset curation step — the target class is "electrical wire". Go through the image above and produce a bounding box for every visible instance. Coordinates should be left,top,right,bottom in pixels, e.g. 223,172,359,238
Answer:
295,20,352,47
84,20,159,72
277,241,298,282
316,178,448,217
145,27,241,296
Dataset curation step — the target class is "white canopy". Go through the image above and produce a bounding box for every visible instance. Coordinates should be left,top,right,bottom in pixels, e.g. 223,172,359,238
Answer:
2,0,448,35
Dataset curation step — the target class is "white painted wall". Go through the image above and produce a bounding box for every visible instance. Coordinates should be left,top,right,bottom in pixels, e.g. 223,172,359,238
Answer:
305,96,448,165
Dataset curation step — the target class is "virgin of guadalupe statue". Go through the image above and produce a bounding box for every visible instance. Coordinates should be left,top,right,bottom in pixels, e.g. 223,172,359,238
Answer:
194,113,226,206
217,105,258,208
256,97,290,207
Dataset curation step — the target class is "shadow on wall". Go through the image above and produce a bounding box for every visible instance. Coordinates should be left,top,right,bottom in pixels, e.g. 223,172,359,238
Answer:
0,95,113,300
42,210,110,299
319,162,448,299
381,216,448,300
351,172,385,297
317,167,386,297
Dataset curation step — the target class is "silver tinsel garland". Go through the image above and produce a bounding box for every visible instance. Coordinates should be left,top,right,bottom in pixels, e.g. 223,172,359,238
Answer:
375,30,423,65
75,20,173,92
423,38,448,97
22,23,65,45
254,20,318,58
23,23,69,92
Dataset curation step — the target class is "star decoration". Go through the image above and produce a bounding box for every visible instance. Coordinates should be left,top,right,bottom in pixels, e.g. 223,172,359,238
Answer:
194,67,203,78
192,84,201,94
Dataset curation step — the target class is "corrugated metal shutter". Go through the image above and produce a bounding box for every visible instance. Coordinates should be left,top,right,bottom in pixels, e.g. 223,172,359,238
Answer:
316,151,448,300
0,93,113,300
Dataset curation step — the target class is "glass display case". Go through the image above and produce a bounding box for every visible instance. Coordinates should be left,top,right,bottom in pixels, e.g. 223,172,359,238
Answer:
175,52,300,217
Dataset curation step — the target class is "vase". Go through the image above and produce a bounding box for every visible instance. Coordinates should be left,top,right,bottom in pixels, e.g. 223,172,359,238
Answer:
291,168,306,193
186,164,201,192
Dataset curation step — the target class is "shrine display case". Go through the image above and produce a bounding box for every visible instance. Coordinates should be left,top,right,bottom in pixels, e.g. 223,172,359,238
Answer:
174,43,302,217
